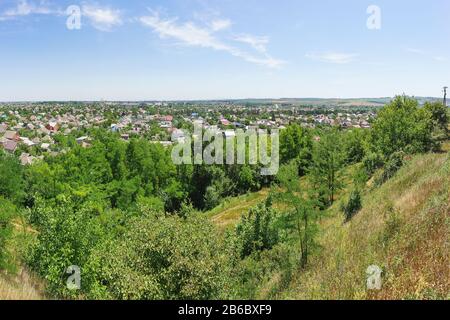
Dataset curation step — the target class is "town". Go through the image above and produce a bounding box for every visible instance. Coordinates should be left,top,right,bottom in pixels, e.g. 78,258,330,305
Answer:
0,100,380,165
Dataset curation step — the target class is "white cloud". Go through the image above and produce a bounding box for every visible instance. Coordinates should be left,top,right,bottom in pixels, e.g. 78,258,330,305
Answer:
305,52,359,64
210,19,231,31
2,0,54,18
433,56,447,62
405,48,447,62
140,11,285,68
1,1,123,31
233,34,269,53
82,4,122,31
405,47,426,55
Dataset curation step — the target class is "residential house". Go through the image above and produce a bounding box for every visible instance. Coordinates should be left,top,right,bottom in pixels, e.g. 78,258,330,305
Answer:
19,153,36,166
20,137,36,147
171,129,186,143
3,130,19,141
41,143,51,150
0,123,7,134
46,120,60,133
2,140,18,153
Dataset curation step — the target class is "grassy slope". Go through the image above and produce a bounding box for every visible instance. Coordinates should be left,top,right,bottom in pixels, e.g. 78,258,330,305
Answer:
280,152,449,299
210,151,449,300
0,270,43,300
207,189,270,230
0,218,44,300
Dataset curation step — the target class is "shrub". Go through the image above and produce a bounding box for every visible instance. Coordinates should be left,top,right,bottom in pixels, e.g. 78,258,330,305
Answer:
363,152,384,177
235,203,280,259
341,190,362,222
26,196,106,298
374,151,404,186
96,213,235,300
343,129,367,164
0,198,16,272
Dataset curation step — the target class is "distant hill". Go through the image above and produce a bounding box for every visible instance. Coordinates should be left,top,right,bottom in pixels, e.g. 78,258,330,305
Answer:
1,96,443,107
230,97,442,107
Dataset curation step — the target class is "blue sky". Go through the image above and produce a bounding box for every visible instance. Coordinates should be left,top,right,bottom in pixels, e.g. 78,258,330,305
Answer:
0,0,449,101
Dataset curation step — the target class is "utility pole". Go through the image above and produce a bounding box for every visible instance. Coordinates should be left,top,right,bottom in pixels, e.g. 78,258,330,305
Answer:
444,86,448,107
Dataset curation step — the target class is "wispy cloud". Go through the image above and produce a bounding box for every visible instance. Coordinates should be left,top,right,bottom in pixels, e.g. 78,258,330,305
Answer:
233,34,269,53
405,47,447,62
405,47,426,55
433,56,447,62
1,0,56,19
82,4,122,31
305,52,359,64
210,19,231,32
140,10,285,68
0,1,123,32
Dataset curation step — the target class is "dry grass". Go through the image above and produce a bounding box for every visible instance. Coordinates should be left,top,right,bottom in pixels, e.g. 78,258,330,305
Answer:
1,216,44,300
279,152,449,300
0,269,44,300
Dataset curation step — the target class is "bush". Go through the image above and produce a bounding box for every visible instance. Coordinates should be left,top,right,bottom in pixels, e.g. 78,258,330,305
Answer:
374,151,404,186
234,242,294,299
0,152,24,203
341,190,362,222
96,213,235,300
0,198,16,271
235,203,280,259
26,196,106,298
363,152,384,177
343,129,367,164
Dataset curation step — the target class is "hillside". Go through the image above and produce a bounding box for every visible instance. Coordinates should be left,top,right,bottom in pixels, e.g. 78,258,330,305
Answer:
209,151,449,300
0,269,43,300
0,218,44,300
2,150,448,300
280,152,449,299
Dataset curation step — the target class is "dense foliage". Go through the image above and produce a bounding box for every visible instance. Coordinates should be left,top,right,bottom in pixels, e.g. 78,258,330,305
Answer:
369,96,434,156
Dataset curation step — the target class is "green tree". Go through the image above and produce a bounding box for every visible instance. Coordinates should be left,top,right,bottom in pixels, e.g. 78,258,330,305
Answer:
235,202,279,259
423,101,449,135
370,96,433,156
274,162,321,268
0,198,16,271
279,124,312,175
309,130,345,206
343,129,367,164
0,151,24,203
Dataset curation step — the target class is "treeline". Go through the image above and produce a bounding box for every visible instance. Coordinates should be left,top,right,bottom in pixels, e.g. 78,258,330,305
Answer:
0,96,448,299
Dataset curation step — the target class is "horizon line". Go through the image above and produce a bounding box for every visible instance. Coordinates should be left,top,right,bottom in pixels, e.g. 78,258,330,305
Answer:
0,95,443,104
